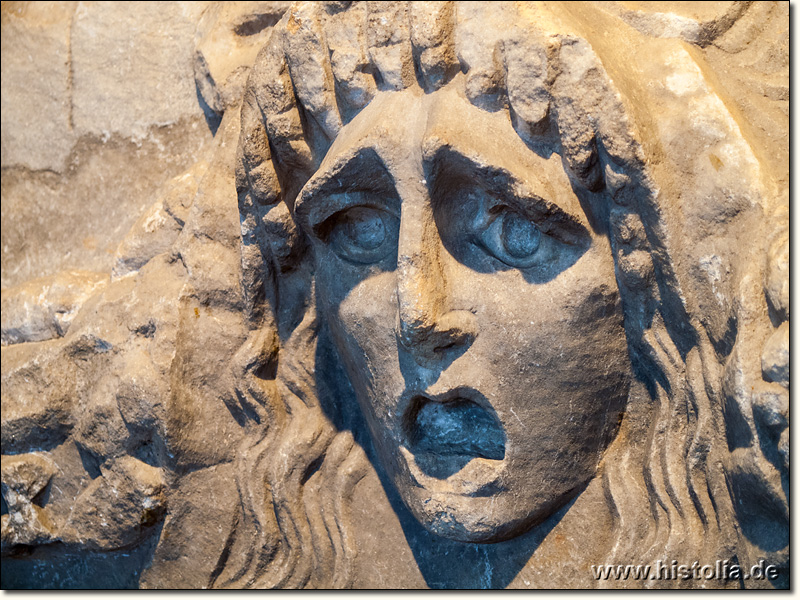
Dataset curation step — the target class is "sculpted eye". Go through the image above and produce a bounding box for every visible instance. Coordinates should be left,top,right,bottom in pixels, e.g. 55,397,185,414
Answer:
325,206,398,264
479,209,542,268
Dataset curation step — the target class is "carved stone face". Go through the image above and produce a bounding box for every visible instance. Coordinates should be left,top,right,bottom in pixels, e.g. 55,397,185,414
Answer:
297,81,631,543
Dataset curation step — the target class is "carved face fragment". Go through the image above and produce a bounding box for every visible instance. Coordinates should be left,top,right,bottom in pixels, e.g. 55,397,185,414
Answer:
296,81,631,543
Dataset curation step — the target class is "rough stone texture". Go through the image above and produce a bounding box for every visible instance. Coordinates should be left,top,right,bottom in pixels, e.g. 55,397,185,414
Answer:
1,1,789,590
0,2,75,172
1,454,58,547
0,1,220,289
69,2,210,140
194,2,292,115
1,270,108,346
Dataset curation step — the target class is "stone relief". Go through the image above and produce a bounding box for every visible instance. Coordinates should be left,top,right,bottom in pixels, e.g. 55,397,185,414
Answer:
0,1,789,590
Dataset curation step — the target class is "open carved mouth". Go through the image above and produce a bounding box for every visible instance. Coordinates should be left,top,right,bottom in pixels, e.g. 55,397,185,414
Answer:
403,394,506,480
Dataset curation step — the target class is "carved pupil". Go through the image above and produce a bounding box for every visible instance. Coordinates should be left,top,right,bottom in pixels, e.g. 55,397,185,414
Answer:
502,212,540,258
344,207,386,250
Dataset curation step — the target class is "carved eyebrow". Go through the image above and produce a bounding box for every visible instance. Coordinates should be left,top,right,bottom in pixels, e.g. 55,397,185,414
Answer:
294,146,399,231
423,145,589,244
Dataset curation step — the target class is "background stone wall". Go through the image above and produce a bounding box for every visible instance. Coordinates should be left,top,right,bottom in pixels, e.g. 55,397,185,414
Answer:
1,1,291,289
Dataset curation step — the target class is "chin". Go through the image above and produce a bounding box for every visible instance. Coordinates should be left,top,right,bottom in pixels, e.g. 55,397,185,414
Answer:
385,434,589,543
398,477,574,543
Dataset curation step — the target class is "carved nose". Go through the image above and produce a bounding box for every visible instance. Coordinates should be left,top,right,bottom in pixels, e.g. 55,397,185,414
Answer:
395,204,477,367
397,305,477,367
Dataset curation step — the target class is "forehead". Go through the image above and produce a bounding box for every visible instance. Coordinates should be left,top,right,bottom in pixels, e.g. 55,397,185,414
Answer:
299,79,588,227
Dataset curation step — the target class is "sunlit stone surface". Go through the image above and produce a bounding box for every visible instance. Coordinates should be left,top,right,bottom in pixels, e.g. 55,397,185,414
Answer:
1,1,788,589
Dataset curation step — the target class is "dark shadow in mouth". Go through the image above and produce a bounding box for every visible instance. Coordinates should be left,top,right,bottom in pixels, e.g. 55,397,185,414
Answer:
314,319,576,588
404,395,506,479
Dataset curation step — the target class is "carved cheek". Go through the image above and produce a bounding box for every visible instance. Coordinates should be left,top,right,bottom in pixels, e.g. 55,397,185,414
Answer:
330,271,402,400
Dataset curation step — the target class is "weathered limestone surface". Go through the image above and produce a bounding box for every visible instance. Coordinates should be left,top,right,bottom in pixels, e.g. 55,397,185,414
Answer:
0,1,789,590
0,1,218,288
0,2,75,173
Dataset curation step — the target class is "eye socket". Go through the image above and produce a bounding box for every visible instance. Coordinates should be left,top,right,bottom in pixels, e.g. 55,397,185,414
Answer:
478,209,542,268
324,206,398,264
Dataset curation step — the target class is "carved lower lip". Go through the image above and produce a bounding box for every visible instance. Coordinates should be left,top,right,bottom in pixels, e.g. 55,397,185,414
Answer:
399,448,506,496
402,393,506,480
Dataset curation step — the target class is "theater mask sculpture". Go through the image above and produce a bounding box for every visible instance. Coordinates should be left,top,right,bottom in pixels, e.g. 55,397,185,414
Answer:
1,1,788,590
295,83,629,542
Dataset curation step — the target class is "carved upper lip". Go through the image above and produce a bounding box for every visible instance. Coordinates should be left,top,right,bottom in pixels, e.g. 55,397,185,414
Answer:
398,385,495,417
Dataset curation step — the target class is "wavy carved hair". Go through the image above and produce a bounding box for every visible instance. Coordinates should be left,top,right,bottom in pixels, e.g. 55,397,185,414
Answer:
214,2,785,589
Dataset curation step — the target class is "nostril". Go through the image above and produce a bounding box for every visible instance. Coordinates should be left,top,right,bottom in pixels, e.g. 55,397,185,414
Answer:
433,328,474,354
397,309,478,367
434,342,456,353
437,310,478,347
